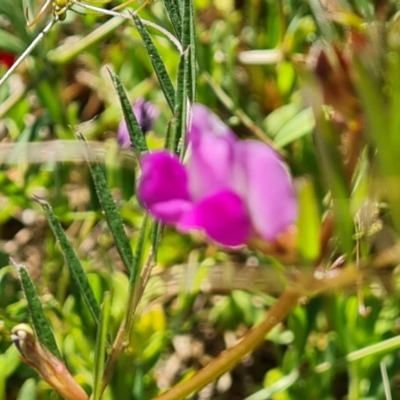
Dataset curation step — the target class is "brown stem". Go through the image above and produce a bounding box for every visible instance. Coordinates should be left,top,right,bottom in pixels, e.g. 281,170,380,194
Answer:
11,324,88,400
152,287,302,400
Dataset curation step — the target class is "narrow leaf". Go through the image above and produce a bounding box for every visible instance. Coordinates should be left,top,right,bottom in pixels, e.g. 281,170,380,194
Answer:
15,378,36,400
108,69,148,154
296,179,321,261
181,0,191,50
188,0,197,102
11,259,62,360
274,107,314,148
35,198,101,326
172,51,189,154
162,0,182,37
0,30,26,54
76,133,135,274
181,0,196,103
132,13,176,112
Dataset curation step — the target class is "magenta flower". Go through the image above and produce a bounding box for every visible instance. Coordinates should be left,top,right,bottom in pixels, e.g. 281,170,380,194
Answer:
118,97,159,148
138,104,297,247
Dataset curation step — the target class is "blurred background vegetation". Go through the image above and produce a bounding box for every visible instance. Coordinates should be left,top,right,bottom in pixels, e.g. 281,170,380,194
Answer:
2,0,400,399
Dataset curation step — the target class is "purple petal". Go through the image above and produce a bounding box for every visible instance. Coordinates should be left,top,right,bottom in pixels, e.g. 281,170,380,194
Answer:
177,190,251,246
138,151,192,224
150,200,193,224
117,120,131,148
117,98,159,148
133,97,160,133
235,141,297,241
187,104,238,199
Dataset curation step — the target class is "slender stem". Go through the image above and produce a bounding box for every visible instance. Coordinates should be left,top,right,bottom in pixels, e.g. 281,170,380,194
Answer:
100,252,155,395
152,287,302,400
100,312,128,395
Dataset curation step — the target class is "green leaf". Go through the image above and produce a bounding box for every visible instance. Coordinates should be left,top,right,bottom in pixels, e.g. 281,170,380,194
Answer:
296,179,321,261
264,103,301,136
35,81,65,126
172,51,189,153
277,61,296,96
108,69,148,154
11,259,62,360
0,345,20,400
162,0,182,37
0,344,20,378
36,198,101,327
76,134,135,274
315,334,400,374
180,0,196,103
0,0,30,42
0,30,26,54
132,13,176,112
188,0,197,103
181,0,191,50
244,369,298,400
16,378,37,400
273,107,314,148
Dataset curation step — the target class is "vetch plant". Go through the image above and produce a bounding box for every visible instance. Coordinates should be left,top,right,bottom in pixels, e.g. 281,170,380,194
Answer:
138,104,298,247
5,1,400,399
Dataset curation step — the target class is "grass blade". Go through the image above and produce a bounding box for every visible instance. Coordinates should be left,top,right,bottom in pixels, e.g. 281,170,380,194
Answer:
35,198,101,327
132,13,176,112
0,30,26,54
188,0,197,103
76,133,135,274
181,0,191,51
172,51,189,153
108,69,148,155
162,0,182,38
181,0,196,103
10,258,62,360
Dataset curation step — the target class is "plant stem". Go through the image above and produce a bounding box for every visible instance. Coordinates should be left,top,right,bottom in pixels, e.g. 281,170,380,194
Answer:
100,252,154,394
152,287,302,400
11,325,88,400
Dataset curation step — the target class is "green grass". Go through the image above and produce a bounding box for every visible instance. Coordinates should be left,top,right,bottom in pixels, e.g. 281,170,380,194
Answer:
1,0,400,399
